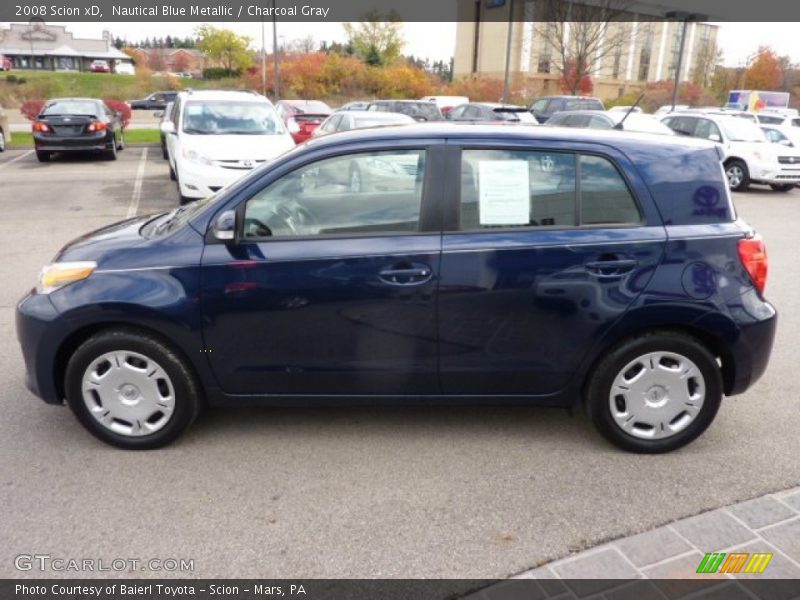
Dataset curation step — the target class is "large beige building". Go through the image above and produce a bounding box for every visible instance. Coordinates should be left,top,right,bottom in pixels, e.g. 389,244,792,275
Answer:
453,0,719,100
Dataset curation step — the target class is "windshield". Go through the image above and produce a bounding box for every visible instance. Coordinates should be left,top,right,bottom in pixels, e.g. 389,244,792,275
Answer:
42,100,100,116
720,118,766,142
182,101,285,135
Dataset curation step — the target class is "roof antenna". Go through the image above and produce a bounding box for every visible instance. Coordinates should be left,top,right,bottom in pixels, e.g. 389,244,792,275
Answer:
614,92,646,130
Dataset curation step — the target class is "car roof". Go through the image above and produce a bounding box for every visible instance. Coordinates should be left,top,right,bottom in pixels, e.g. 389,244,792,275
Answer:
549,110,610,118
338,110,413,119
301,122,717,154
472,102,528,109
180,90,272,104
371,99,437,104
46,97,103,102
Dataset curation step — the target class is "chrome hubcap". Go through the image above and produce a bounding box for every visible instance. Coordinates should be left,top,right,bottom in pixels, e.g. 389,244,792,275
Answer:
727,166,743,188
81,351,175,437
609,351,705,440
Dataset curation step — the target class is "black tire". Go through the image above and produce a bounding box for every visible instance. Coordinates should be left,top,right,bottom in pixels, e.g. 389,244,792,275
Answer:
105,139,118,161
585,331,723,454
36,150,51,162
169,162,176,181
64,329,202,450
117,131,125,151
162,144,168,160
724,159,750,192
770,184,794,192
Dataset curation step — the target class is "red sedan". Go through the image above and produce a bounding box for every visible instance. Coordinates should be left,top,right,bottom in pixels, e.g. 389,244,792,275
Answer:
275,100,332,144
90,60,111,73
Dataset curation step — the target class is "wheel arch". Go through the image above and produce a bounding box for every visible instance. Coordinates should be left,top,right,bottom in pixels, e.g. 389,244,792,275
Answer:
53,321,207,405
579,324,736,406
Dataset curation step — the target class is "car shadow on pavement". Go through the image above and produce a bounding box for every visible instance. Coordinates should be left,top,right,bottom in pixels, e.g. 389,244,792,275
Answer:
184,403,604,449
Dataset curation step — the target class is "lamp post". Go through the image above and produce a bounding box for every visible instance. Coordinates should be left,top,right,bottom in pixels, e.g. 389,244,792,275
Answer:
272,0,280,100
665,11,706,111
501,0,515,104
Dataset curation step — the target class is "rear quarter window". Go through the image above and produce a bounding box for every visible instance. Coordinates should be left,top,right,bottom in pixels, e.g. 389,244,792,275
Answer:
580,155,641,225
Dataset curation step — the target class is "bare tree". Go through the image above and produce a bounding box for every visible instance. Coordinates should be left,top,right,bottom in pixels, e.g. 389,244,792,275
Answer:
691,39,722,87
535,0,633,95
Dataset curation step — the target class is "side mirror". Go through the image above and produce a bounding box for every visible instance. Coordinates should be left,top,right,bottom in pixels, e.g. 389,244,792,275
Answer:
212,210,236,241
160,121,175,135
708,134,721,142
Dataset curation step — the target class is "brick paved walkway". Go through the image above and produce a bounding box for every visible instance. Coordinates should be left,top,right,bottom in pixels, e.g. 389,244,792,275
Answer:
469,486,800,599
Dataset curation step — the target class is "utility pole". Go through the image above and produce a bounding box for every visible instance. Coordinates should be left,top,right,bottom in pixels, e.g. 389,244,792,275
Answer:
272,0,280,100
261,18,267,96
501,0,515,104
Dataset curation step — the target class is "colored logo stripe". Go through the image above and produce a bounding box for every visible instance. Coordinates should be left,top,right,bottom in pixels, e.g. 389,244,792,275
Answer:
697,552,773,574
744,553,773,574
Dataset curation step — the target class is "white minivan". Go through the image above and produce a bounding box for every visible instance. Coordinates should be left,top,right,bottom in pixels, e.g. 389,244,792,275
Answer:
165,90,294,203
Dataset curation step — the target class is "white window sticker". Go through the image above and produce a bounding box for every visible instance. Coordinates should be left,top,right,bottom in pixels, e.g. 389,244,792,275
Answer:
478,160,530,225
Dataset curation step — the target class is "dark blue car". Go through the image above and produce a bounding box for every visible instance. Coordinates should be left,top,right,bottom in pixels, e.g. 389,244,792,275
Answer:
16,124,776,452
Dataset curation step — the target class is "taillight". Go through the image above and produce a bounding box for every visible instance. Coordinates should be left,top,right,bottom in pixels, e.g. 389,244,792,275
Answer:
87,121,107,132
32,121,50,133
738,236,768,295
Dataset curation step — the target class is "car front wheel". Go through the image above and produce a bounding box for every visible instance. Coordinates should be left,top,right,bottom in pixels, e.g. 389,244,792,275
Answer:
64,329,201,449
585,331,722,453
725,160,750,192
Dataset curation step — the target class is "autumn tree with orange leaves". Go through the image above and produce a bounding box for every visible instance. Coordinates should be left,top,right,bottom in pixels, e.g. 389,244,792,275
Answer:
744,46,783,90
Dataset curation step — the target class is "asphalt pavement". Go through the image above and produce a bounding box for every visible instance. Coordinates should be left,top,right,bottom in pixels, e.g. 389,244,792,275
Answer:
0,147,798,580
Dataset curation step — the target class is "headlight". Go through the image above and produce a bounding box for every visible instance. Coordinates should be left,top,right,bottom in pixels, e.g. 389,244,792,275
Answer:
37,261,96,294
182,148,214,166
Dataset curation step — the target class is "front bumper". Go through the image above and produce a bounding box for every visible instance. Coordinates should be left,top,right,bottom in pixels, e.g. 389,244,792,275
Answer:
750,159,800,184
178,160,254,199
34,131,112,152
16,292,68,404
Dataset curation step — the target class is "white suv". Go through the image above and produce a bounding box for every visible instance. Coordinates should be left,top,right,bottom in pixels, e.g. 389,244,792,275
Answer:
165,90,294,203
662,112,800,192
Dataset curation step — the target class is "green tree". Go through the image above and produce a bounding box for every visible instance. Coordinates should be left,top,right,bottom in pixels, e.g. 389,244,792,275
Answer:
195,25,253,74
343,11,404,66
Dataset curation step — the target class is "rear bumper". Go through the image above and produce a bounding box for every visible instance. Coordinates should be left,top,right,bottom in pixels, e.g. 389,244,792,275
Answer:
34,132,112,152
695,289,777,396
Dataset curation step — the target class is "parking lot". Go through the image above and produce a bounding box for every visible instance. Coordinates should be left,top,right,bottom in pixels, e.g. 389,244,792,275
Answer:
0,145,799,580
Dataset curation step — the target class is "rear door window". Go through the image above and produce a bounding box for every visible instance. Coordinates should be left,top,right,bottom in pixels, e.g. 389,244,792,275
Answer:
458,150,641,230
459,149,577,229
694,118,722,141
579,155,641,225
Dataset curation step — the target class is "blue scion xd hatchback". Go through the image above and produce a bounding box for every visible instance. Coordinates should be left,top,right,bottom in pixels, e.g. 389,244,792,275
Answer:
16,124,776,452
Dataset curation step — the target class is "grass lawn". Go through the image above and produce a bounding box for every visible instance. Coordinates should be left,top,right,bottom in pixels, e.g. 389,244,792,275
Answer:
0,70,241,106
8,129,160,147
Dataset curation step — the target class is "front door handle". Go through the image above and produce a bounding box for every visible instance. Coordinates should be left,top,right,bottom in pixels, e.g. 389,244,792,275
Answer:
585,259,637,277
378,263,433,286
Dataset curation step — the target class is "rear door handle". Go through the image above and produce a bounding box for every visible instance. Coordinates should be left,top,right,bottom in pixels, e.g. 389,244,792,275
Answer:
378,264,432,286
585,259,637,277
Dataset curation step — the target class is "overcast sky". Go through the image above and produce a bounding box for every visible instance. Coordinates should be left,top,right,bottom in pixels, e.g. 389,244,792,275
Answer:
55,21,800,68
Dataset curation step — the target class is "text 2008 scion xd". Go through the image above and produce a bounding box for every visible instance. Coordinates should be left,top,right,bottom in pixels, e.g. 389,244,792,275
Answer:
17,124,776,451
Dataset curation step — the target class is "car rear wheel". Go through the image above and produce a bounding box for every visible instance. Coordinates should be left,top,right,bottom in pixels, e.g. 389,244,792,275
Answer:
770,184,794,192
36,150,50,162
169,162,176,180
725,160,750,192
0,129,5,152
64,329,201,449
105,139,118,161
585,331,722,453
116,132,125,151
